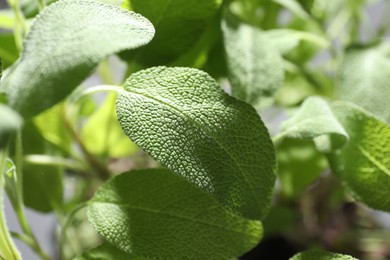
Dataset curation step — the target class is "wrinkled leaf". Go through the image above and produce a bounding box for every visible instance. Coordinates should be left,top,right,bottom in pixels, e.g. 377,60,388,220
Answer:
1,0,155,118
328,102,390,212
88,169,263,259
75,243,144,260
116,67,275,220
124,0,222,65
278,97,348,153
0,104,23,149
337,44,390,121
82,93,138,158
222,13,284,109
290,249,357,260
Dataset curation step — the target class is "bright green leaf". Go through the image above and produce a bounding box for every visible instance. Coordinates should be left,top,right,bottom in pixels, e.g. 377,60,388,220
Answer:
82,93,138,158
278,97,348,153
0,0,155,118
0,104,23,149
88,169,263,259
273,0,310,19
336,44,390,121
0,10,15,30
75,243,144,260
290,249,357,260
116,67,276,220
222,13,284,109
124,0,222,65
328,102,390,212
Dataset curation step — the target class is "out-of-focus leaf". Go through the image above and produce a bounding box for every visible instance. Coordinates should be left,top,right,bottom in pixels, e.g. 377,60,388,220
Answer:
0,10,15,30
290,249,357,260
0,104,22,149
273,0,310,19
0,34,19,69
88,169,263,259
75,243,144,260
328,102,390,212
262,206,296,236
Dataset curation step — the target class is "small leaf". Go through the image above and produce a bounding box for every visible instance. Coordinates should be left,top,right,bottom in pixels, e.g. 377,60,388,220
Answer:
116,67,276,220
88,169,263,259
1,0,154,118
82,93,138,158
278,97,348,153
0,104,23,149
290,249,357,260
124,0,222,65
75,243,144,260
336,44,390,121
328,102,390,212
222,13,284,109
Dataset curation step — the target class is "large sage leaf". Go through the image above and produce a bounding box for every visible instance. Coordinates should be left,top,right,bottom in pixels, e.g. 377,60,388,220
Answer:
336,44,390,121
278,97,348,153
0,0,154,118
88,169,263,259
116,67,276,220
328,102,390,212
290,249,357,260
222,13,284,109
125,0,222,65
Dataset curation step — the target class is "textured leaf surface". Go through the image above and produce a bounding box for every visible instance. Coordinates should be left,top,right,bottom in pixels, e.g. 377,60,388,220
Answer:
337,44,390,121
82,94,138,158
125,0,222,65
88,169,263,259
0,0,154,118
116,67,275,219
75,243,144,260
290,249,357,260
0,104,22,149
328,102,390,212
222,14,284,109
278,97,348,153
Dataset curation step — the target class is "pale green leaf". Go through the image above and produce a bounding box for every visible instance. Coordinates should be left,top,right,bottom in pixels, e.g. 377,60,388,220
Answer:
278,97,348,153
0,104,23,149
0,10,15,30
82,93,138,158
0,0,155,118
290,249,357,260
88,169,263,259
328,102,390,212
336,44,390,121
273,0,310,19
222,13,284,109
116,67,276,220
75,243,144,260
125,0,222,65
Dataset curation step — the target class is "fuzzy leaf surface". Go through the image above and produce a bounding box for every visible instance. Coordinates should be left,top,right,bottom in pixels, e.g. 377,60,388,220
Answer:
222,14,284,109
116,67,275,220
0,0,154,118
88,169,263,259
328,102,390,212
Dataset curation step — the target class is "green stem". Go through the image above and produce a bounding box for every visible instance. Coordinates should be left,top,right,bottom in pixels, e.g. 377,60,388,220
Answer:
0,150,21,260
7,0,28,51
36,0,45,10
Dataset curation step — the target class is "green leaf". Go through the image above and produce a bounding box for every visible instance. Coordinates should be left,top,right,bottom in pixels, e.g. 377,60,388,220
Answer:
336,44,390,121
75,243,144,260
116,67,276,220
124,0,222,65
290,249,357,260
88,169,263,259
0,104,23,149
328,102,390,212
0,34,19,69
278,97,348,153
0,10,15,30
277,139,327,198
273,0,310,20
0,0,155,118
222,13,284,109
82,93,138,158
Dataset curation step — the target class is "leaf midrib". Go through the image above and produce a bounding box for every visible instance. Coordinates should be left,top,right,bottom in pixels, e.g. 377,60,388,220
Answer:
357,145,390,177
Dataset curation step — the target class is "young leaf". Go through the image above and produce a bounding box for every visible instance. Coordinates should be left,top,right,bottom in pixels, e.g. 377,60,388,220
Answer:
290,249,357,260
336,44,390,121
88,169,263,259
222,13,284,109
116,67,276,220
82,93,138,158
277,97,348,153
0,0,155,118
328,102,390,212
75,243,144,260
0,104,23,149
124,0,222,65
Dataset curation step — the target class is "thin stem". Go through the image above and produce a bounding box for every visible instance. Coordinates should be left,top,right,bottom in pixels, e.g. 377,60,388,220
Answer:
36,0,45,10
24,154,89,175
7,0,28,51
